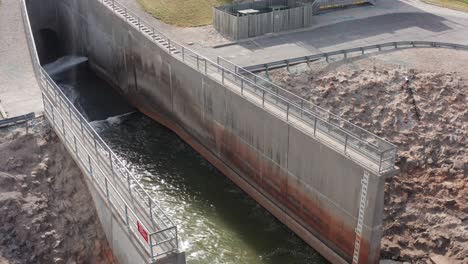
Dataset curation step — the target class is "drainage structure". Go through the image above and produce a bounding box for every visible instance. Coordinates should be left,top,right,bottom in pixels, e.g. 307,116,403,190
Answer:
24,0,398,263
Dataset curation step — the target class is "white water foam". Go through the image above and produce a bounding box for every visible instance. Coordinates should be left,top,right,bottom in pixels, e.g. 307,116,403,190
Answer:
43,55,88,76
90,112,136,132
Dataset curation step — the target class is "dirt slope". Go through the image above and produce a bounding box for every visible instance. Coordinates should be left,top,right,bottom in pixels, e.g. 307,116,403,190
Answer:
0,119,116,264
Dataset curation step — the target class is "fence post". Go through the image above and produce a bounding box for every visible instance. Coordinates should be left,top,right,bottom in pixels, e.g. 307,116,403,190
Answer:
205,59,208,74
182,46,185,61
196,55,199,70
286,103,290,121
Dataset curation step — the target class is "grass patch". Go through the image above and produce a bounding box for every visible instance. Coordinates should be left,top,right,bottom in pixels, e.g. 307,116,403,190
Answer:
423,0,468,12
137,0,232,27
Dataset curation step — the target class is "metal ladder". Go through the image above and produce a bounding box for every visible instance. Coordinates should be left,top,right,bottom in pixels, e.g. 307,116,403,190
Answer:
352,171,369,264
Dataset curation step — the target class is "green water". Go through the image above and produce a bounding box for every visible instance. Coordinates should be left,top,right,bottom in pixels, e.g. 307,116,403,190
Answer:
95,113,327,264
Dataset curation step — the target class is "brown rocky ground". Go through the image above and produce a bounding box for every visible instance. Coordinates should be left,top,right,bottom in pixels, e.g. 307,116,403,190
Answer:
0,118,116,264
268,48,468,263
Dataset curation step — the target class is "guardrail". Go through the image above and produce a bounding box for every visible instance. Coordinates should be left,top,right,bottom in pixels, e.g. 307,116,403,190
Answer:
96,0,396,174
0,112,35,127
20,0,178,261
241,41,468,72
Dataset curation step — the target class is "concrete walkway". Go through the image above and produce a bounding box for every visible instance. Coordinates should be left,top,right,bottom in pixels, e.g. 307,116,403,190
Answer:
0,0,42,119
212,0,468,66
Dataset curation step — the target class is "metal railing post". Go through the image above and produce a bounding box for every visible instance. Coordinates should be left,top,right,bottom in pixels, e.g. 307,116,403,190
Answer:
105,178,109,198
286,103,290,121
149,197,154,225
109,150,115,178
196,55,199,70
241,79,244,95
74,135,78,153
182,46,185,61
149,235,154,258
262,90,265,107
313,117,317,136
94,135,98,155
222,68,225,84
127,175,132,195
344,135,348,154
124,204,129,225
378,152,384,172
88,154,93,176
61,118,66,139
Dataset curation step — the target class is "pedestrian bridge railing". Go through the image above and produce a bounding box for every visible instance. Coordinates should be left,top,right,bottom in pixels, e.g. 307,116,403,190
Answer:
20,0,178,261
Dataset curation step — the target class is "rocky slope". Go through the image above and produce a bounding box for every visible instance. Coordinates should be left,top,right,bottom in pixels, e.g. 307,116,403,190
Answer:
0,119,116,264
269,49,467,263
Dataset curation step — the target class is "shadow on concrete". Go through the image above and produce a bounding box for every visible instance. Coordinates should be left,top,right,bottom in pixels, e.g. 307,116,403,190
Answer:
238,1,453,52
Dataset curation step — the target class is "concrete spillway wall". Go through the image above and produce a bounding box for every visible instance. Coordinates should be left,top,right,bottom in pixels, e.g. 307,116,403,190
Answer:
27,0,396,263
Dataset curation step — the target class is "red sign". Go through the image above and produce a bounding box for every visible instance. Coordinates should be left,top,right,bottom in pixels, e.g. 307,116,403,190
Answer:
137,221,149,243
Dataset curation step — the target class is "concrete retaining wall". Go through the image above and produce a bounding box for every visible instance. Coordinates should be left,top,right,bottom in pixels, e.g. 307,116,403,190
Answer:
27,0,394,263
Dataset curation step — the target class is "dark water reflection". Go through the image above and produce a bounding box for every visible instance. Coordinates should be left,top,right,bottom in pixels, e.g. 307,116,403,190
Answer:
94,114,327,264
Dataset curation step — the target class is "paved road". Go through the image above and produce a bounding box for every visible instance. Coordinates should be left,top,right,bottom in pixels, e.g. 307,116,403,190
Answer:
0,0,42,119
211,0,468,66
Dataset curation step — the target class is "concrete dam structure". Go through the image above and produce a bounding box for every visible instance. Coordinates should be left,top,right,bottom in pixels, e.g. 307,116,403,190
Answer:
25,0,398,263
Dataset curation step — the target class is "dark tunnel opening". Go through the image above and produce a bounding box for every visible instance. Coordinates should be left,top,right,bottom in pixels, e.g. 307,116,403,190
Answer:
36,28,65,65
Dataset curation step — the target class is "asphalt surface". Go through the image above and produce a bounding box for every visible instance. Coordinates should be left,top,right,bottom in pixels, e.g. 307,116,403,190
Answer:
211,0,468,66
0,0,42,119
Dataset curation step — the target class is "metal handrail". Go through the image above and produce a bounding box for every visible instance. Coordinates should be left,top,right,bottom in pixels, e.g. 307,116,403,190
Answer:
241,41,468,72
20,0,178,259
95,0,397,173
218,56,397,171
0,112,35,127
